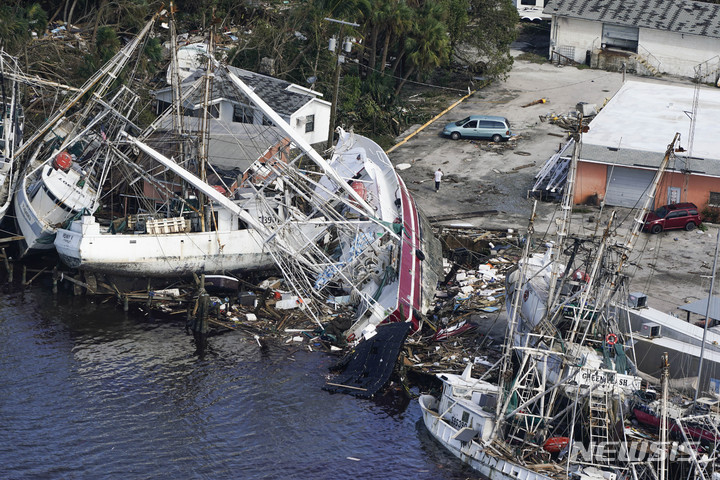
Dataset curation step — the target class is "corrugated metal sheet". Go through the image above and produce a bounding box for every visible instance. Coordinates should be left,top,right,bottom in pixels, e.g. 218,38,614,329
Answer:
544,0,720,39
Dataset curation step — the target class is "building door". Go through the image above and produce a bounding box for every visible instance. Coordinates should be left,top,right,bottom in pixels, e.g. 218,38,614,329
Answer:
602,24,639,52
667,187,681,205
605,166,655,208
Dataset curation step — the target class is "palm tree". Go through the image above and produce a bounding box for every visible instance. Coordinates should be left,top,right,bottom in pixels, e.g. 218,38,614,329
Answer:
378,0,413,75
0,4,30,54
394,1,449,95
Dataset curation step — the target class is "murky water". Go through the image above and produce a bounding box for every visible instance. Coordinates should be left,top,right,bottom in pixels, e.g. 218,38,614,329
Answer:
0,285,478,479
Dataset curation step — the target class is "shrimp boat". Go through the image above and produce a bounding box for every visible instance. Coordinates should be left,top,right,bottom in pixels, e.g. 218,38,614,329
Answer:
0,51,24,224
420,131,720,480
12,13,160,257
53,16,286,277
51,42,441,339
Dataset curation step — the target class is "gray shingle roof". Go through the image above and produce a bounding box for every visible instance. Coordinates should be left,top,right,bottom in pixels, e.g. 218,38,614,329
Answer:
544,0,720,39
156,66,314,118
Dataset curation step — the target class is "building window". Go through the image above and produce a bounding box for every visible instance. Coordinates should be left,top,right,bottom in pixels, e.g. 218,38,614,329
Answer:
156,100,171,115
233,105,253,124
305,114,315,133
709,192,720,207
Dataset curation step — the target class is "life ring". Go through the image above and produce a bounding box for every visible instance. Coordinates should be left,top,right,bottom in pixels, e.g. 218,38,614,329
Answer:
606,333,618,345
523,289,529,302
347,333,356,342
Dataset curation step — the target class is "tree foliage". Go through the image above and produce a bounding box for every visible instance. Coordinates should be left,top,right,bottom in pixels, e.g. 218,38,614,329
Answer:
3,0,520,139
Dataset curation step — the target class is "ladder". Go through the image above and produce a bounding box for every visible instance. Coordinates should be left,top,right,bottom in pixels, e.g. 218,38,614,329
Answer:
588,388,612,465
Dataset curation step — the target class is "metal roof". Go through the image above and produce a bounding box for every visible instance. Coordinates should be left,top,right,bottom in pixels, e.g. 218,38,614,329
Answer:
544,0,720,39
679,296,720,322
150,116,288,172
580,80,720,176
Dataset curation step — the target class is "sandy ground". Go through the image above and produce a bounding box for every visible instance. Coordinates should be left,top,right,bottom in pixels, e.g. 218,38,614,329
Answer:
388,48,718,324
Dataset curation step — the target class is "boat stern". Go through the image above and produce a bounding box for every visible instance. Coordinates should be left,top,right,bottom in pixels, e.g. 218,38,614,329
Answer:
54,216,100,269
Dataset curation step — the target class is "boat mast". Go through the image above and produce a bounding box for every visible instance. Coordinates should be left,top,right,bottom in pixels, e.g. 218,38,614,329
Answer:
545,118,583,319
491,201,537,440
169,2,184,137
197,12,216,232
659,352,669,480
695,228,720,404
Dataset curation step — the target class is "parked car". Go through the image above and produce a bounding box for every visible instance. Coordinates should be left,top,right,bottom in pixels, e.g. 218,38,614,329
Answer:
442,115,512,142
642,202,702,233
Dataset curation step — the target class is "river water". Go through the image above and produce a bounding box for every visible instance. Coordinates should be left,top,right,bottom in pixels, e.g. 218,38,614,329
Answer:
0,285,477,479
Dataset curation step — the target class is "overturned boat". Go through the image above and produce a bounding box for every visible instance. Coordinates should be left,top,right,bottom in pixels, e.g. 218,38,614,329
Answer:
51,48,441,341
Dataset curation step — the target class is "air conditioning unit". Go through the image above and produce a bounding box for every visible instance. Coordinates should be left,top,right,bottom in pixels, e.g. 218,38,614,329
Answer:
628,292,648,309
296,116,307,126
640,322,661,338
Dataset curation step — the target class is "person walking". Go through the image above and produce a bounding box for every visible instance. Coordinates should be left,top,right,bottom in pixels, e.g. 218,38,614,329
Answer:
434,168,443,192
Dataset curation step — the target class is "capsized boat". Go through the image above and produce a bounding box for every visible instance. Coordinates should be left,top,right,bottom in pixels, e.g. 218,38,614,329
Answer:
311,127,443,342
54,55,442,341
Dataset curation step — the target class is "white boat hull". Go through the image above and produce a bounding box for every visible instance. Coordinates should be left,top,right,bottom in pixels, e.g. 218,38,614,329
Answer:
54,220,274,276
419,395,553,480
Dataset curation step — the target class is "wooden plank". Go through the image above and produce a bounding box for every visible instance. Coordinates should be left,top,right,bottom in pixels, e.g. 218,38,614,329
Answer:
325,382,368,391
0,235,23,245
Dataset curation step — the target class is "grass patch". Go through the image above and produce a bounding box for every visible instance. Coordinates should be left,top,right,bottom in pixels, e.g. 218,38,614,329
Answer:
516,52,548,64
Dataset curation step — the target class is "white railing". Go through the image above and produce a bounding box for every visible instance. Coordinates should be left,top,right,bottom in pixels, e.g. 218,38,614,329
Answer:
636,44,662,74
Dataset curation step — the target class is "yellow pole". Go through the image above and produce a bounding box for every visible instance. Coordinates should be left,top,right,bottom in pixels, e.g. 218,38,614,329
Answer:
386,88,478,154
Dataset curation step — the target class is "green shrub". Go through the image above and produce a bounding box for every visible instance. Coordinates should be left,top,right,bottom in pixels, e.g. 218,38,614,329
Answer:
702,206,720,224
515,52,547,64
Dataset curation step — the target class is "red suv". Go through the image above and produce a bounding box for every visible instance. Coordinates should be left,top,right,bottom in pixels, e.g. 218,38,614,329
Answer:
642,202,702,234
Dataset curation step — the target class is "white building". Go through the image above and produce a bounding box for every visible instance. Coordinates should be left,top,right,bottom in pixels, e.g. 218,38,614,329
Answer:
544,0,720,82
155,65,331,147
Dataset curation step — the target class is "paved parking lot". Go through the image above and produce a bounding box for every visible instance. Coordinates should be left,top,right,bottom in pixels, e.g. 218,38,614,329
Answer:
389,55,718,317
389,57,625,228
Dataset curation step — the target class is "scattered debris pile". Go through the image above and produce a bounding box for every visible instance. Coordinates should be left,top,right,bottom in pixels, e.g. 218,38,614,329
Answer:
34,226,524,395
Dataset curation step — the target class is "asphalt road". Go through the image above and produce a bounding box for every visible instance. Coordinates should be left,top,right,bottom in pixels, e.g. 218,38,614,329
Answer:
388,53,717,319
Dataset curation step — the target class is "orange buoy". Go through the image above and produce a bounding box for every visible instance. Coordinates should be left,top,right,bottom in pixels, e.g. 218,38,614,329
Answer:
53,151,72,171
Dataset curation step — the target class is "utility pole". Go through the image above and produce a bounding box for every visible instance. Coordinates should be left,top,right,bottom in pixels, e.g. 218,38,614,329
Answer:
325,17,359,151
